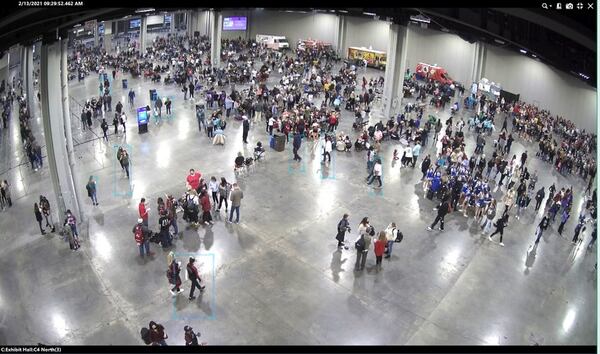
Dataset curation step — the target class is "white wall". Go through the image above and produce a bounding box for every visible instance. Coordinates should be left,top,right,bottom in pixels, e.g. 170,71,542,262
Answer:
343,16,389,57
483,45,597,132
405,24,477,85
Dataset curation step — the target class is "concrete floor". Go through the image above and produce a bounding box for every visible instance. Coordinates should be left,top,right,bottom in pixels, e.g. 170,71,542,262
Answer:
0,59,596,345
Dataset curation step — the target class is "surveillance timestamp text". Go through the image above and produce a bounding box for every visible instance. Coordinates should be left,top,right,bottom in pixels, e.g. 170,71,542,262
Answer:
1,348,61,353
18,1,83,6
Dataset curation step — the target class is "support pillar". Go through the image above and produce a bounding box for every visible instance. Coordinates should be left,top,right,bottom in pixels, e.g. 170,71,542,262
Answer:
20,45,34,111
383,24,409,118
140,16,147,53
187,10,194,38
40,39,83,223
103,21,112,54
210,11,222,69
335,15,347,57
170,12,175,33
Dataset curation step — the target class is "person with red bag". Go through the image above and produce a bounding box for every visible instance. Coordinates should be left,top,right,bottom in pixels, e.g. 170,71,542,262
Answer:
167,251,183,296
200,191,213,225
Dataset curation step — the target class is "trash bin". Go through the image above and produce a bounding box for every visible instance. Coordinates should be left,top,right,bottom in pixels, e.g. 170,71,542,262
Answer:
273,133,286,152
122,79,128,89
149,89,157,102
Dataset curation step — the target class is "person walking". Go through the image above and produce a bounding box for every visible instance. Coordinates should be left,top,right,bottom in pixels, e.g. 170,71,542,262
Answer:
322,136,333,164
489,214,509,246
572,219,587,244
427,200,450,232
101,119,109,142
133,218,154,258
186,257,206,301
34,203,46,235
86,176,98,206
139,198,149,227
587,226,597,249
354,217,372,271
242,116,250,144
228,183,243,224
374,231,386,271
335,213,351,249
167,251,183,296
159,210,173,248
292,132,302,162
367,158,383,188
208,177,219,208
480,199,497,234
411,141,422,168
128,89,135,108
165,98,172,115
534,187,545,211
64,209,80,250
557,209,570,236
119,149,130,179
534,215,550,244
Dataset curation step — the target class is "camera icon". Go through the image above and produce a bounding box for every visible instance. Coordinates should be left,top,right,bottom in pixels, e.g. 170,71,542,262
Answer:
565,3,574,9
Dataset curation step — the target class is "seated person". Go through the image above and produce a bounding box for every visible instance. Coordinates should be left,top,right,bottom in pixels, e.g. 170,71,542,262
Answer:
212,126,226,145
234,152,245,168
344,135,352,151
389,125,400,140
254,142,265,160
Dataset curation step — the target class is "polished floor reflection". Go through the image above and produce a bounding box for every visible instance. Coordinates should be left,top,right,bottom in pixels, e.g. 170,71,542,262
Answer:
0,62,596,345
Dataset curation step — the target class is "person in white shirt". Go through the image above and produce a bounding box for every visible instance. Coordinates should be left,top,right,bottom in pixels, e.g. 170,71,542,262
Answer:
323,136,333,163
367,159,383,187
384,222,399,258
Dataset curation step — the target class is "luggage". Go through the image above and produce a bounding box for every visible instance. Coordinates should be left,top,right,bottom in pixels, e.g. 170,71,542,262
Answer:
426,189,434,200
140,328,151,345
395,232,404,243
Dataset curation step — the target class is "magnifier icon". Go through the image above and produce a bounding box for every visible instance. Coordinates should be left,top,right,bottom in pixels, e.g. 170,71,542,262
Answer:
542,2,549,8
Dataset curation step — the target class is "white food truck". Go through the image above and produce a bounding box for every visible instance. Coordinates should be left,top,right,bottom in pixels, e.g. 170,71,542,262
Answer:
255,34,290,50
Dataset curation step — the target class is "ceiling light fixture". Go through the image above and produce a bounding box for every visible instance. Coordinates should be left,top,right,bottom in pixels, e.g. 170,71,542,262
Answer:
363,12,376,16
519,49,527,54
339,10,348,13
494,39,505,44
410,14,431,23
135,8,155,13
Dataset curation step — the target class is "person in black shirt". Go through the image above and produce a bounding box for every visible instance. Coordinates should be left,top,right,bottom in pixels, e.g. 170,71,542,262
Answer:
159,211,172,249
186,257,205,301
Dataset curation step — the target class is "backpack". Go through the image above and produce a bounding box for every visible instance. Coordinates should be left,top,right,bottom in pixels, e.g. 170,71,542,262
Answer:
394,229,404,243
86,183,92,197
355,234,365,251
140,327,151,345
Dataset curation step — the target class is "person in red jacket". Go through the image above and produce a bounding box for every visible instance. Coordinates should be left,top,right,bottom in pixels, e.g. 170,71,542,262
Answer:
200,191,213,225
133,218,154,258
139,197,149,226
186,169,201,192
374,231,387,271
186,257,206,301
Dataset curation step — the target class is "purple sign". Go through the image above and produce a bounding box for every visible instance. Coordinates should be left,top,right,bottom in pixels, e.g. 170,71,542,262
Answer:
222,16,247,31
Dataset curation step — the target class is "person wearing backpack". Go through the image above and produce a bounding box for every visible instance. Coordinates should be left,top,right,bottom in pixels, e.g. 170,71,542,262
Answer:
184,326,201,346
384,222,399,259
335,213,351,249
100,119,109,142
133,218,154,258
167,251,183,296
86,176,98,206
186,257,206,301
217,177,231,213
354,217,372,271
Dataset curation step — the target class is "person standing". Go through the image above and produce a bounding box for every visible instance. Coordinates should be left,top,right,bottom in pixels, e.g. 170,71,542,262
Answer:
322,136,333,163
149,321,168,346
228,183,243,224
374,231,387,271
39,195,55,232
354,217,372,271
242,116,250,144
159,210,173,248
186,169,201,193
557,209,570,236
427,200,450,232
34,203,45,235
139,198,149,227
1,180,12,210
186,257,206,301
572,219,587,244
489,214,509,246
208,177,219,207
292,132,302,162
184,326,201,346
64,209,80,250
113,113,119,135
155,97,163,118
189,82,195,99
165,98,172,115
167,251,183,296
120,149,130,179
86,176,98,206
384,222,398,258
196,107,206,132
200,191,213,225
133,218,154,258
128,88,135,108
335,213,351,249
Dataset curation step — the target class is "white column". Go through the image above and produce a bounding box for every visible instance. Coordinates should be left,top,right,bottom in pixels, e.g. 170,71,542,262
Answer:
210,11,222,69
40,39,82,221
170,12,175,33
335,15,347,57
103,21,112,53
383,24,409,118
20,45,34,110
140,16,147,53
